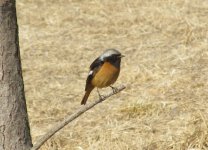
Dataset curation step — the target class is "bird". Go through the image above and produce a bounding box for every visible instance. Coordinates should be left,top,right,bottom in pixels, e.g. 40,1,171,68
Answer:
81,49,124,105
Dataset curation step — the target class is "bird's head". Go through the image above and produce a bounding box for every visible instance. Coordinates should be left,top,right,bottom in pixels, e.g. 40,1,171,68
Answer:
99,49,124,68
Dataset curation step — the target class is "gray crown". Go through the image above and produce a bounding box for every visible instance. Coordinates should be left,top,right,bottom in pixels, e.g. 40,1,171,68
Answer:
100,49,121,60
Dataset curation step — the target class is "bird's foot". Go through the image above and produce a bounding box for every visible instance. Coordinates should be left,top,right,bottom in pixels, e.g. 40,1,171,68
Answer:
98,94,104,100
97,88,104,100
110,86,118,93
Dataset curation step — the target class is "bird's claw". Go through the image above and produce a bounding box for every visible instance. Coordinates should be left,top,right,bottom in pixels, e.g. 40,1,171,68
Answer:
98,94,104,100
97,88,104,100
110,86,118,93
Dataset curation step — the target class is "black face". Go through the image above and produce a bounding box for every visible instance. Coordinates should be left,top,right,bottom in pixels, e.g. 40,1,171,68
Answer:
105,54,122,68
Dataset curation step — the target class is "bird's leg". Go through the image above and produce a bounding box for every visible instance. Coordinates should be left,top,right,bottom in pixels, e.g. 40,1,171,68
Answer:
110,85,118,93
97,88,104,100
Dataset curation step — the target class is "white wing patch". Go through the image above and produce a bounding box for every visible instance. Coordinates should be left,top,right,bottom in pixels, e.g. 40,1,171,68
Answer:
88,70,93,76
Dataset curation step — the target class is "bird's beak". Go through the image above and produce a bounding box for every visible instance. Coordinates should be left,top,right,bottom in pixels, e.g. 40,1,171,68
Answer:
120,54,125,58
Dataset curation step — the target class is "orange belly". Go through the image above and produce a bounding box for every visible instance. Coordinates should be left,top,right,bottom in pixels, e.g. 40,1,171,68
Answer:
92,62,120,88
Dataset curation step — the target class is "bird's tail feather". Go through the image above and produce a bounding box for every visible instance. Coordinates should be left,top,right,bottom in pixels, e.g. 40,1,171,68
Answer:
81,88,94,105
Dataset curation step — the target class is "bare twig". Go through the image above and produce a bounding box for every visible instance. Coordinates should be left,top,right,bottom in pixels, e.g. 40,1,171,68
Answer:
31,85,126,150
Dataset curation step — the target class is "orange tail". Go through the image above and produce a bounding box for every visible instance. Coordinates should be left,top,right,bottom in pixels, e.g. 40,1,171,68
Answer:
81,88,94,105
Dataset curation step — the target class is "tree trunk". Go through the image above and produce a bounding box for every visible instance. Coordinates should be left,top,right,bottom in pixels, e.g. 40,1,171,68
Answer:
0,0,33,149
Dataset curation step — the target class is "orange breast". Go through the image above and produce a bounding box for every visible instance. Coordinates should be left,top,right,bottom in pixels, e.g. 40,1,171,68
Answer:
92,62,120,88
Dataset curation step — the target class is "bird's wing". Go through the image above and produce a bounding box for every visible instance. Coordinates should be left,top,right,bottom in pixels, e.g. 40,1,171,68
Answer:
89,57,103,70
85,57,104,91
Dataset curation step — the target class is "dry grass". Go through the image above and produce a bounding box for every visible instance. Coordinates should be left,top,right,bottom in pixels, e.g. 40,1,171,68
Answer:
16,0,208,149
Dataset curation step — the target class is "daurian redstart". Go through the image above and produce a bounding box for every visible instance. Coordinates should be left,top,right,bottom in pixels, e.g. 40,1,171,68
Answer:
81,49,124,105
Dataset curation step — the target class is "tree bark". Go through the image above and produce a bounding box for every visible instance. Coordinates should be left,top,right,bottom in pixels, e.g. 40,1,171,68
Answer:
0,0,33,149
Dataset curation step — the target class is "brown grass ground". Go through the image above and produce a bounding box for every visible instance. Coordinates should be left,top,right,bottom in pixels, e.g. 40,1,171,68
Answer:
17,0,208,149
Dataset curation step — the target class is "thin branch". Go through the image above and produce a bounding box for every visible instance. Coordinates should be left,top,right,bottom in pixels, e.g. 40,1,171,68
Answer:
31,85,126,150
